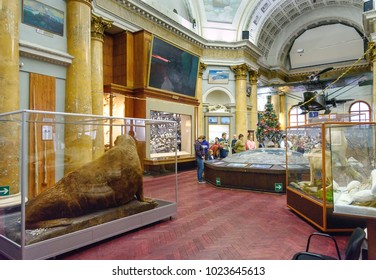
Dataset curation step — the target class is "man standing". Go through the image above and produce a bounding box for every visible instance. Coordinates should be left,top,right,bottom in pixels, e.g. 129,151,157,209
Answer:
219,132,229,158
194,135,206,183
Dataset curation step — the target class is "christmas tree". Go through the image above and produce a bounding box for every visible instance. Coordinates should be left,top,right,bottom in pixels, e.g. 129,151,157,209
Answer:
256,96,282,147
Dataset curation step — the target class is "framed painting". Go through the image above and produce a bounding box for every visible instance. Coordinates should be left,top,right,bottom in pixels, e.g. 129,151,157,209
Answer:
22,0,64,36
208,70,229,84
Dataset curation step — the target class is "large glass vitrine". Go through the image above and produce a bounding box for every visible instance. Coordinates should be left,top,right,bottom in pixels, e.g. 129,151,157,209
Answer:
286,122,369,232
0,110,177,259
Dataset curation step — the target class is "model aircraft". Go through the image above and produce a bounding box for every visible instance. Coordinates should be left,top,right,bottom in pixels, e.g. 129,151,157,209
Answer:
259,67,371,114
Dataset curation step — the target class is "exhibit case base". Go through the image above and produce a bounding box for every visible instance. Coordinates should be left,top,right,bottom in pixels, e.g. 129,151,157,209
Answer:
0,110,178,259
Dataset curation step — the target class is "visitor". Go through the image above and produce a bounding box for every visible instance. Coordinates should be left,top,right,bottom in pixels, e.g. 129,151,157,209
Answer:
219,132,229,158
201,135,210,159
194,135,206,183
246,130,256,150
207,149,215,160
234,133,246,153
209,137,221,159
231,134,237,154
280,135,293,149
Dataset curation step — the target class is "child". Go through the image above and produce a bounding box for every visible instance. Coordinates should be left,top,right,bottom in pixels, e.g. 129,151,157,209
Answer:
207,149,215,160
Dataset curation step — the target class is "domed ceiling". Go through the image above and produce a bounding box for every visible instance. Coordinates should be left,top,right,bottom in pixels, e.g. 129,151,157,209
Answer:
111,0,366,69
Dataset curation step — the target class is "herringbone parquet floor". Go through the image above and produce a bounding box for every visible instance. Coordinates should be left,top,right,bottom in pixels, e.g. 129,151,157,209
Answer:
55,169,349,260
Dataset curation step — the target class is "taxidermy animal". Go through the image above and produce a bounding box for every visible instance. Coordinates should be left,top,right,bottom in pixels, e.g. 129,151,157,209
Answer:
25,134,145,229
308,148,332,187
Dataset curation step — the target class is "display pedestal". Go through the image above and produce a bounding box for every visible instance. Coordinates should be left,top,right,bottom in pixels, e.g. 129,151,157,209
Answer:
0,199,176,259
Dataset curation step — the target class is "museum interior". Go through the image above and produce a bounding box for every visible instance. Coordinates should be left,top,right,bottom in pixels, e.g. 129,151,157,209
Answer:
1,0,376,260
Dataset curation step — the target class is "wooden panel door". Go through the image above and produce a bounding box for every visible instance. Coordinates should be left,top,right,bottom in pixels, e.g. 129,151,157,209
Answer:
28,73,56,198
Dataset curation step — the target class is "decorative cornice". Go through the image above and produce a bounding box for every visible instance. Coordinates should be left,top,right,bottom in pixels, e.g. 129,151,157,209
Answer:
19,40,73,66
109,0,262,57
91,14,113,41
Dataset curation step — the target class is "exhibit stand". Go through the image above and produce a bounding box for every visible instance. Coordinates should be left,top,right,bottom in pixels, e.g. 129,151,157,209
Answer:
286,122,374,232
0,110,178,259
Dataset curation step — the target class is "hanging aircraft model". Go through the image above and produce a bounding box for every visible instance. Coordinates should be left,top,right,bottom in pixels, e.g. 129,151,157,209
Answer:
295,67,354,114
259,67,371,114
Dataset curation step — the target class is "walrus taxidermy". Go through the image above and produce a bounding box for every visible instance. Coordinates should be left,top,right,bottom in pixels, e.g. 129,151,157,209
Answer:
25,134,146,229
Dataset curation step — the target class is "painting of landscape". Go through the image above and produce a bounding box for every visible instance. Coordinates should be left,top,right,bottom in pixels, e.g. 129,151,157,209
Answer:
23,0,64,36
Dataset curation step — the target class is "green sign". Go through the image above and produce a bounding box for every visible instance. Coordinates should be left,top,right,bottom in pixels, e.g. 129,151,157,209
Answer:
274,183,283,192
0,186,10,197
216,177,221,186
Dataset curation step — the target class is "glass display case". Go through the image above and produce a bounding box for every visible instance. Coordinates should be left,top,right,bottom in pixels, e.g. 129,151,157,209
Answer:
286,122,368,232
0,110,178,259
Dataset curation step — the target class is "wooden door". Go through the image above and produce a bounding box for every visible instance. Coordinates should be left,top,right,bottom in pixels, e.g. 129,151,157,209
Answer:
28,73,56,198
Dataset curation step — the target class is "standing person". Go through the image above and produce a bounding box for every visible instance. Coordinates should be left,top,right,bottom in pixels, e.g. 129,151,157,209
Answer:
201,135,210,159
246,130,256,150
194,135,206,183
234,133,246,153
219,132,229,158
231,134,237,154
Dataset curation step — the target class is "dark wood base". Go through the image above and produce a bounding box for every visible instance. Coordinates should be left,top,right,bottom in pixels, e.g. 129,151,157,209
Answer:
204,161,301,193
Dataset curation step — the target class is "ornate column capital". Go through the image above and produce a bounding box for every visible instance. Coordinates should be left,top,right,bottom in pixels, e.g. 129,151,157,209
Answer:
230,63,250,80
248,69,259,85
91,14,113,42
198,62,207,78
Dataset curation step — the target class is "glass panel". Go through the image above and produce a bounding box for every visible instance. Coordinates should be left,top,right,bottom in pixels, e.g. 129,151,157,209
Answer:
331,124,376,218
0,110,178,259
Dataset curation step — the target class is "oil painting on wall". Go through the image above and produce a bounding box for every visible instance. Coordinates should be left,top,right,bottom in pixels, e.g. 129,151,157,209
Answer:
22,0,64,36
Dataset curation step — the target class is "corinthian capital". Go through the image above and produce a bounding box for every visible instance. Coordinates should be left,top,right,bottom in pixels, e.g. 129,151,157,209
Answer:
230,63,250,79
91,14,113,41
198,62,207,78
248,70,259,85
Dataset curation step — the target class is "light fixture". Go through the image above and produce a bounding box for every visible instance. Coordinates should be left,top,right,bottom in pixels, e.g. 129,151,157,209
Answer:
192,19,196,29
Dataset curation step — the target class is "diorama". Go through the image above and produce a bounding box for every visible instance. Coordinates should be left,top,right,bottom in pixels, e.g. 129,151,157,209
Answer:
204,148,310,193
0,110,178,259
286,122,370,232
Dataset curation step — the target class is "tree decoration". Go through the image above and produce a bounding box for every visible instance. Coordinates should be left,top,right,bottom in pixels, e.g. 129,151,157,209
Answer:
256,96,282,147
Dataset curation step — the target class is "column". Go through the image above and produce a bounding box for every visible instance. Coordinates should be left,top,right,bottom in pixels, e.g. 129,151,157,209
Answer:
0,0,20,196
230,64,250,135
196,62,207,136
91,14,112,159
368,42,376,121
248,70,259,146
367,41,376,260
65,0,93,173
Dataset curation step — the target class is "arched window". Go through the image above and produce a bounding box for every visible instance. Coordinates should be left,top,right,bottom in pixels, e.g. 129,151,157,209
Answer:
349,101,371,122
289,106,306,127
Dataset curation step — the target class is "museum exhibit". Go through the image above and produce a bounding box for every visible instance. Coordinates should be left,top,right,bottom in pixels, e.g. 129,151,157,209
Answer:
0,110,178,259
1,0,376,261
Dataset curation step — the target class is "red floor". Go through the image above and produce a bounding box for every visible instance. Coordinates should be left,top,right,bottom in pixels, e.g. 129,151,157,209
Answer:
53,169,349,260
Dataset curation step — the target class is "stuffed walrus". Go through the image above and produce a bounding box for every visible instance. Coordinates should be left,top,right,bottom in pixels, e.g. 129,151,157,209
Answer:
25,134,145,229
